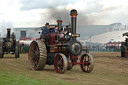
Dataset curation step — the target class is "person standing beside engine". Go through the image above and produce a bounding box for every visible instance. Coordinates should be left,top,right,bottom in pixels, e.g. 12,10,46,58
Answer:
11,32,16,39
41,23,50,34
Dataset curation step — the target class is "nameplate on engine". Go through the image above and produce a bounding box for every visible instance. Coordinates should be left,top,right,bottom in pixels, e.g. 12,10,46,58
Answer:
72,34,80,37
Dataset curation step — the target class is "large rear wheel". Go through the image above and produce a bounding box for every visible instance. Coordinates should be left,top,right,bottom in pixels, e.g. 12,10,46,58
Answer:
80,53,94,73
0,47,3,58
54,53,67,74
15,41,20,58
28,40,47,70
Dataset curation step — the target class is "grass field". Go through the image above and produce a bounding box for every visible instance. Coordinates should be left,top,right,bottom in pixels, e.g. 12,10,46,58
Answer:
0,52,128,85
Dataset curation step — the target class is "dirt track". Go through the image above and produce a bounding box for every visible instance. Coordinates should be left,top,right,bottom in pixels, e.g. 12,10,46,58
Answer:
0,52,128,85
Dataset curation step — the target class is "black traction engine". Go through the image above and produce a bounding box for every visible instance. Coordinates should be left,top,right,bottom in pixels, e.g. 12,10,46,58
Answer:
0,28,20,58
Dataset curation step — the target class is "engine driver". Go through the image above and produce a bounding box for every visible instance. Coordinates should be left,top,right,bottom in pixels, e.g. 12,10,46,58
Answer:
41,23,50,34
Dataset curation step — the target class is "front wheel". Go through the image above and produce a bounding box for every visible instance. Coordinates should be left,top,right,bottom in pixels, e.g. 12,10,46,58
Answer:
0,47,3,58
80,53,94,73
54,53,67,74
15,41,20,58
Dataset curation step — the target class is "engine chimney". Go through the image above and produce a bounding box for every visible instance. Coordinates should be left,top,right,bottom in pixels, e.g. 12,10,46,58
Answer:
7,28,11,39
70,9,78,35
57,20,63,31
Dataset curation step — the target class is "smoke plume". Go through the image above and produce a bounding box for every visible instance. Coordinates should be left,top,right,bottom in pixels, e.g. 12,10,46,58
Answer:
0,21,13,37
41,8,96,26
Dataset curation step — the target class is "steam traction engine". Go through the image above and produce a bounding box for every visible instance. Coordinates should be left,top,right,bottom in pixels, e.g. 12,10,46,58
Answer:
0,28,20,58
121,32,128,57
28,9,94,73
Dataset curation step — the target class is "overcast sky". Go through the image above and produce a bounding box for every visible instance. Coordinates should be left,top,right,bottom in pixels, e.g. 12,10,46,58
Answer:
0,0,128,27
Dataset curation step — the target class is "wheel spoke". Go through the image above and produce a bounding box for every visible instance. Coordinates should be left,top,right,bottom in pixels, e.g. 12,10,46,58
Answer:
34,63,37,68
85,66,88,71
